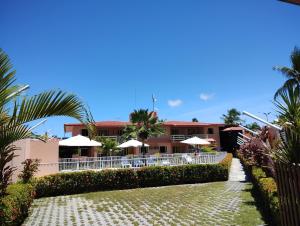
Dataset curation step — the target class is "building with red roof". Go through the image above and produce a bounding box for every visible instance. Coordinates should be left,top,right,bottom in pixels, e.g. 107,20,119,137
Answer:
64,118,225,157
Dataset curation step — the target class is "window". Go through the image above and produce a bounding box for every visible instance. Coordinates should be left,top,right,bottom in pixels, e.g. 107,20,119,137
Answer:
98,129,109,136
171,128,179,135
208,128,214,134
81,129,88,136
80,148,89,156
159,146,167,153
172,146,181,153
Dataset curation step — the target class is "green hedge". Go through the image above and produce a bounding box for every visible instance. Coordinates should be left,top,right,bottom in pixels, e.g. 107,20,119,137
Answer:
35,153,233,198
0,183,35,226
237,153,280,225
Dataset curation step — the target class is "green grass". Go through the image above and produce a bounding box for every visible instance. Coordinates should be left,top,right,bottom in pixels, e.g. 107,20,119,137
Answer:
78,181,265,225
25,181,266,225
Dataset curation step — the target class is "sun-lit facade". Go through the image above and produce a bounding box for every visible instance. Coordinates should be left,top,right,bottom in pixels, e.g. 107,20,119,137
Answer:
64,119,225,156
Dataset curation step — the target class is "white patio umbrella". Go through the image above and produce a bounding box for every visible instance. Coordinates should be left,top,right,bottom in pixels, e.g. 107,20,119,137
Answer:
180,136,210,145
117,139,149,148
59,135,102,147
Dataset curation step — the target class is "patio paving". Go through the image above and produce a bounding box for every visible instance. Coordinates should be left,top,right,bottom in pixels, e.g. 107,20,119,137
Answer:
23,158,266,226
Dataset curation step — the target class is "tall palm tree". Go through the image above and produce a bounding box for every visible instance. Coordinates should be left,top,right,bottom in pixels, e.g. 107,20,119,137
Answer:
274,46,300,99
221,108,244,126
0,48,95,196
122,109,164,156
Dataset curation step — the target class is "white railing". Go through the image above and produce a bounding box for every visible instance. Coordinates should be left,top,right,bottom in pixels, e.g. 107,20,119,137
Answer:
170,134,211,141
99,135,122,142
39,152,227,172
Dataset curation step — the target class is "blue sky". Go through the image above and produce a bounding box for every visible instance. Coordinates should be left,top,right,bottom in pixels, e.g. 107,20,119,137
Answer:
1,0,299,137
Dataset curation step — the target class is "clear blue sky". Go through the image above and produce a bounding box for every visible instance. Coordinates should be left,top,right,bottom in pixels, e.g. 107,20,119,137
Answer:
1,0,299,137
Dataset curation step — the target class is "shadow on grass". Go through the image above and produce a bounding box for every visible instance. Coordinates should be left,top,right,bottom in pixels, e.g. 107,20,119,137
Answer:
242,185,275,226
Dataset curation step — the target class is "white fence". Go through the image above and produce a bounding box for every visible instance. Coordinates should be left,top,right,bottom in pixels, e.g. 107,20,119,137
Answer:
170,134,210,141
38,152,227,172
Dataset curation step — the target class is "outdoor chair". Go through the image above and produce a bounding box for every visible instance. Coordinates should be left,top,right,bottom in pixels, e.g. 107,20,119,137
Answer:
161,159,171,166
132,159,144,167
182,154,194,164
121,157,131,168
146,157,156,166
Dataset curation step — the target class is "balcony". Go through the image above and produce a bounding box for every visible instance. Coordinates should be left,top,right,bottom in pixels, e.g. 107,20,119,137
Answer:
170,134,211,142
100,135,121,142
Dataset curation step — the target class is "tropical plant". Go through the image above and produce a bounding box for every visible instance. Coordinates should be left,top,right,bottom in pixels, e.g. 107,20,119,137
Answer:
272,83,300,163
122,109,165,156
274,46,300,99
18,159,40,183
0,48,95,196
221,108,244,126
201,146,216,154
95,137,120,156
192,118,198,122
245,122,261,131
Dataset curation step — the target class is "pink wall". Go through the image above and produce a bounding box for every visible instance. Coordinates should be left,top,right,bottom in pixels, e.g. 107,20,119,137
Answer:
11,139,59,182
65,124,223,153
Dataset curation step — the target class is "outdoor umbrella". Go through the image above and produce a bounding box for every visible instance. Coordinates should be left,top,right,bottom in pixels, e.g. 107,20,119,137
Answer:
59,135,102,147
180,136,210,145
117,139,149,148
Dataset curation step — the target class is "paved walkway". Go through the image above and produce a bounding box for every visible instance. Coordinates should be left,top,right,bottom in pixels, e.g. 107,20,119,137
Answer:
23,158,265,226
229,158,247,182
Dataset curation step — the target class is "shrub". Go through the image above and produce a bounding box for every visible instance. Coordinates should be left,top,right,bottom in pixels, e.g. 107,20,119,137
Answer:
201,146,217,154
219,153,233,180
237,153,280,225
252,167,280,225
35,154,233,198
18,159,40,183
0,183,35,225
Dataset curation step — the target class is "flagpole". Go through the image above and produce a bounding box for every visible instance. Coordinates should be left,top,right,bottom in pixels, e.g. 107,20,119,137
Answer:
152,94,155,112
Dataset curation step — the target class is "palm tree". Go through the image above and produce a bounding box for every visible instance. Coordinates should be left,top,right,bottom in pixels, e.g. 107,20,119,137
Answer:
0,48,95,196
95,137,119,156
192,118,198,122
245,122,261,131
221,108,244,126
274,46,300,99
122,109,164,156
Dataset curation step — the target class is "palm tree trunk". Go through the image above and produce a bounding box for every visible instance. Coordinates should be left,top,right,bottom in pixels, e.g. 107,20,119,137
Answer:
142,141,146,165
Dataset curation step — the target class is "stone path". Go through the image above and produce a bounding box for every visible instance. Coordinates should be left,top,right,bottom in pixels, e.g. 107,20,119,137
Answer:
229,158,247,182
23,158,265,226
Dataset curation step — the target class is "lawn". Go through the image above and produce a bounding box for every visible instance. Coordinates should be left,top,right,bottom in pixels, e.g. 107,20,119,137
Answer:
24,181,265,225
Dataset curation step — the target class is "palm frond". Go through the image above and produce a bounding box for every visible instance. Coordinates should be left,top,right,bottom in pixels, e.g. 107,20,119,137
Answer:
273,46,300,100
273,66,299,79
272,126,300,164
274,83,300,126
291,46,300,73
8,90,95,137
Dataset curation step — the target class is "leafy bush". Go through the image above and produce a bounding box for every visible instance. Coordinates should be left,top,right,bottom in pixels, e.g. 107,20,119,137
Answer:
0,183,35,225
238,153,280,225
252,167,280,224
35,154,232,198
18,159,40,183
201,146,217,154
219,153,233,180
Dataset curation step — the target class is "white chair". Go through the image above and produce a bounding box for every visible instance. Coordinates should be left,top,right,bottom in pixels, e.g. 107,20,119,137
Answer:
161,159,171,166
121,157,131,168
147,157,156,166
182,154,194,164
